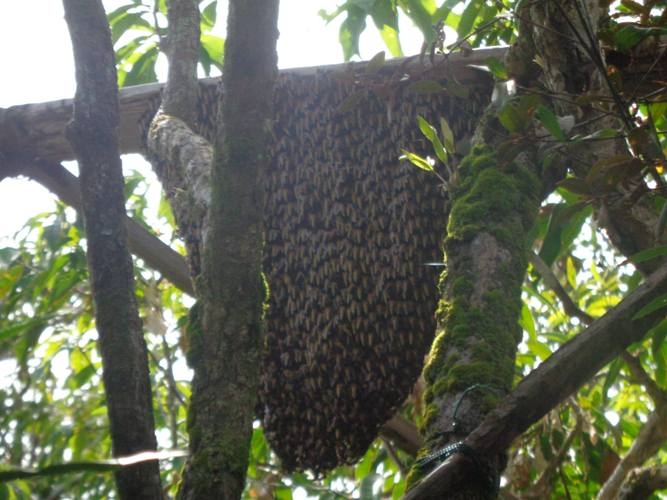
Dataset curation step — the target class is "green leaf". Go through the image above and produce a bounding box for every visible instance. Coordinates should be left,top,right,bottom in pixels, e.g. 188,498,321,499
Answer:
107,3,138,27
520,303,536,341
400,149,434,173
416,116,447,163
484,56,508,80
115,36,149,64
527,339,551,362
628,126,662,161
536,105,566,141
602,358,622,402
445,80,469,99
585,154,643,192
402,0,436,43
417,115,436,142
632,294,667,320
339,6,366,60
566,256,577,289
350,0,374,11
118,43,158,87
201,0,218,29
70,365,96,389
620,0,647,14
439,117,455,154
110,11,153,45
392,478,407,499
557,177,592,196
626,246,667,265
201,34,225,69
360,473,379,500
538,202,591,267
652,325,667,387
379,25,402,57
365,50,386,74
274,487,292,500
497,103,522,133
457,0,482,39
370,2,402,57
614,24,667,53
355,450,374,480
0,318,46,343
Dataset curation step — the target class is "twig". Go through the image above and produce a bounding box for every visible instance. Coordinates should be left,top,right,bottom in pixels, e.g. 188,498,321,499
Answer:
528,251,594,325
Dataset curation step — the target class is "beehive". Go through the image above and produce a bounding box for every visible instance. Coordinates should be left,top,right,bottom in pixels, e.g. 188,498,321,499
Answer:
261,71,487,471
143,66,490,471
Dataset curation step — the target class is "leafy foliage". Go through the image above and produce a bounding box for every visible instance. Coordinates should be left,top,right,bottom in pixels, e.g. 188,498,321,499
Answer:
109,0,224,86
320,0,516,61
2,0,667,498
0,175,192,498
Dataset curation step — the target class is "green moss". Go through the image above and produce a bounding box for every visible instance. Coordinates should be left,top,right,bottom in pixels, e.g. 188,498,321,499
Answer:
422,403,439,430
446,145,541,249
412,140,544,485
451,276,474,297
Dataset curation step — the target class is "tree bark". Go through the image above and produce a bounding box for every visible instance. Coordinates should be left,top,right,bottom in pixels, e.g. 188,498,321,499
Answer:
405,262,667,499
176,0,279,498
409,1,657,497
62,0,161,498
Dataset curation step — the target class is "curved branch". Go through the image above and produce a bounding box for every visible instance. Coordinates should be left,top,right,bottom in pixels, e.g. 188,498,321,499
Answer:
597,402,667,500
618,463,667,500
1,154,194,296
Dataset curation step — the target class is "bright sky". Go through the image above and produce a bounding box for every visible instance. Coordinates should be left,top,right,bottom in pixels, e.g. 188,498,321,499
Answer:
0,1,424,242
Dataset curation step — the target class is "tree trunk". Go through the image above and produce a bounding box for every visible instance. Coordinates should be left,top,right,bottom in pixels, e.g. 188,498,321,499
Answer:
176,0,279,497
62,0,161,498
410,1,638,497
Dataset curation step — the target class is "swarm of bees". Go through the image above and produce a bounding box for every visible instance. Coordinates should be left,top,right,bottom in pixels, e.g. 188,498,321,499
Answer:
143,66,489,471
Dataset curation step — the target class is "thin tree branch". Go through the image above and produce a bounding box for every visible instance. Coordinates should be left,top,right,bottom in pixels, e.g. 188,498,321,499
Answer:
532,402,583,496
618,463,667,500
382,437,408,476
2,154,194,296
621,351,667,405
597,402,667,500
162,0,200,129
381,415,422,457
528,251,594,325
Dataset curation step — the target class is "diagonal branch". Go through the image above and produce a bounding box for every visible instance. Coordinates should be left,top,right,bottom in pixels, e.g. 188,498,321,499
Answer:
406,263,667,499
2,154,194,296
528,251,594,325
597,401,667,500
618,463,667,499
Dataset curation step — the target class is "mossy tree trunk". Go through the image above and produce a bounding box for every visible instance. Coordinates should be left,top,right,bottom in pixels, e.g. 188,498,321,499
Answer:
175,0,279,498
417,113,547,499
411,1,634,497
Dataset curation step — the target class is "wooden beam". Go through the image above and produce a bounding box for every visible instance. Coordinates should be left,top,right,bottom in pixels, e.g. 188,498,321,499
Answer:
0,48,505,163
